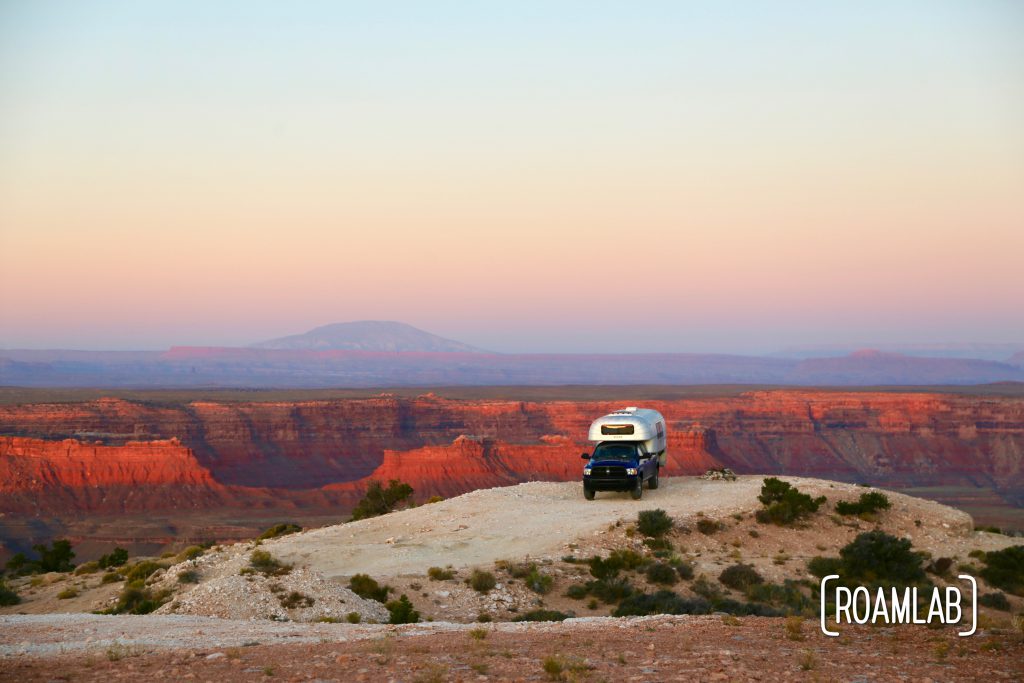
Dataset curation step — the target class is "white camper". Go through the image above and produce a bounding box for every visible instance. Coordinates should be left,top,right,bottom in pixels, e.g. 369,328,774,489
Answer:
588,407,667,466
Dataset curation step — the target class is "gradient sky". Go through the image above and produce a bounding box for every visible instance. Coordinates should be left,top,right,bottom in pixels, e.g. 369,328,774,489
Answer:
1,1,1022,353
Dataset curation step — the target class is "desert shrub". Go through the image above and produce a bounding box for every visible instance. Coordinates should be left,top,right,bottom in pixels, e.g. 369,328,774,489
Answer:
346,611,361,623
258,523,302,540
513,609,571,622
586,576,633,604
806,556,843,578
426,495,444,504
469,570,496,593
614,590,712,617
279,591,314,609
643,537,673,552
100,571,123,584
978,592,1011,611
835,492,891,516
0,579,20,606
645,562,679,586
565,583,588,600
56,587,78,599
674,560,695,581
691,575,723,601
247,550,291,577
637,509,674,537
74,561,101,575
385,594,420,623
979,545,1024,596
7,540,77,576
107,580,172,614
4,553,33,576
123,561,161,583
427,566,455,581
98,547,129,569
477,612,492,622
696,519,722,535
175,546,206,562
839,531,926,587
719,564,764,592
744,580,812,613
525,566,554,595
587,549,646,580
349,573,389,602
756,478,825,526
350,479,414,521
926,557,954,576
177,570,200,584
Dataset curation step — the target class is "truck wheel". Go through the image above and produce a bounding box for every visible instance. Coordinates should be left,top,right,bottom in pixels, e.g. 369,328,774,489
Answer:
630,478,643,500
649,466,659,489
584,486,595,500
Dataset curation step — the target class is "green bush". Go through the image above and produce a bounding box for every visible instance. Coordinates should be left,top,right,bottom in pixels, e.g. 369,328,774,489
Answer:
6,540,77,576
427,566,454,581
106,580,172,614
744,580,812,613
587,549,646,580
98,547,129,569
614,591,711,617
513,609,571,622
525,566,554,595
349,573,389,602
978,545,1024,596
123,561,162,583
839,531,926,587
100,571,123,584
696,519,722,535
385,594,420,624
643,537,673,552
0,579,20,606
978,592,1011,611
257,523,302,540
691,575,723,601
469,570,496,593
806,556,843,578
174,546,205,563
177,570,200,584
756,478,825,526
674,560,695,581
719,564,764,592
586,577,633,604
645,562,679,586
346,611,361,623
247,550,291,577
74,561,101,575
279,591,314,609
637,509,673,537
835,492,891,516
565,583,588,600
350,480,414,521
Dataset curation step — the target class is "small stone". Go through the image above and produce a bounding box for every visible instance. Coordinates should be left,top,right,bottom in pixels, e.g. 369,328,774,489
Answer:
206,652,226,660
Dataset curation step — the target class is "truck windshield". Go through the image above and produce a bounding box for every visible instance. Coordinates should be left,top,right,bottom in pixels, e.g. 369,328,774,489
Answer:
591,443,638,461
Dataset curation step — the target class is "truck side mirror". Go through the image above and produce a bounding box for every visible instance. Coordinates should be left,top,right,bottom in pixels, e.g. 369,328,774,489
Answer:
580,453,590,460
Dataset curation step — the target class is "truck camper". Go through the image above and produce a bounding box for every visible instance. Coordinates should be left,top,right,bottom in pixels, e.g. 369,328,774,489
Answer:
581,407,667,500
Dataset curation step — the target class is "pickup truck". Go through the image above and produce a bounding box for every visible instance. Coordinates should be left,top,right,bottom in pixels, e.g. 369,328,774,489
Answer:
581,441,660,500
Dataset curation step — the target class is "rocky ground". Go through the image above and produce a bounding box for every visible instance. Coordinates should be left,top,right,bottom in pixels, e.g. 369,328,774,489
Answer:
3,476,1023,681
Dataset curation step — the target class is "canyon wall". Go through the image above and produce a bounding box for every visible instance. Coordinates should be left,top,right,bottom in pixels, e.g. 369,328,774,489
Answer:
2,391,1023,517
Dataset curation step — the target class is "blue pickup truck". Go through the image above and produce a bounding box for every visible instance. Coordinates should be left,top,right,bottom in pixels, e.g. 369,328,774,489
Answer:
581,441,660,500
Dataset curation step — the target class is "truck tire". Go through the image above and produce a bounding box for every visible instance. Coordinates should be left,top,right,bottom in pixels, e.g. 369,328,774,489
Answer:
649,466,659,490
630,477,643,500
584,485,595,500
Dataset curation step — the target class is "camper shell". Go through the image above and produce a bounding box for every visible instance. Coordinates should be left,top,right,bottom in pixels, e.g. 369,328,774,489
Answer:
587,407,667,466
581,407,668,500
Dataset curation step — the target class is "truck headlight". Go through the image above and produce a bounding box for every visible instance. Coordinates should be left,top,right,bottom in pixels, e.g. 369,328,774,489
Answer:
583,468,592,475
626,468,638,475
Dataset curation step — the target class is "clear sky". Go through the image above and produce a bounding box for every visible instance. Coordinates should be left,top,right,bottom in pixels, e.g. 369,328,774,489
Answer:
1,1,1022,353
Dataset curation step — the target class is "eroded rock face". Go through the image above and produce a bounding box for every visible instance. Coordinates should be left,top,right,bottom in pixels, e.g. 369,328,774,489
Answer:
1,391,1022,515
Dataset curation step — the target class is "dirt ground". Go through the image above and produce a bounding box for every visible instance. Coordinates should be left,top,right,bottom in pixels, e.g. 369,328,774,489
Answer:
2,613,1022,682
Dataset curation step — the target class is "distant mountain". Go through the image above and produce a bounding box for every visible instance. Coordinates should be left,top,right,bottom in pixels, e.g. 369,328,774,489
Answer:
790,349,1024,385
774,343,1024,362
251,321,489,353
1010,352,1024,368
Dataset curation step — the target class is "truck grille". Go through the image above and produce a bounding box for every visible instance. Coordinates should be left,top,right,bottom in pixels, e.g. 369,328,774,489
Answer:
591,465,627,479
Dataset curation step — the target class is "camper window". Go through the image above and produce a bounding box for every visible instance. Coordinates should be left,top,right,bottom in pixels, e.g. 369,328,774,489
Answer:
601,424,635,436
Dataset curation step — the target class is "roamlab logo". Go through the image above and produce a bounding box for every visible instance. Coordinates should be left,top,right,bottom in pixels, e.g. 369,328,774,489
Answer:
819,575,978,637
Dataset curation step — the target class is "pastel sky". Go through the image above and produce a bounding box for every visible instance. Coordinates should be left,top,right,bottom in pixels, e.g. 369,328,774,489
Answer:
1,1,1022,353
